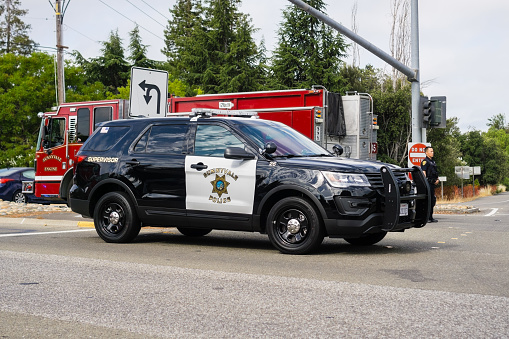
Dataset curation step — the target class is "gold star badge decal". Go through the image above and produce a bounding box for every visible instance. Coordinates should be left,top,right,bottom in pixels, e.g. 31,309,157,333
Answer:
210,174,230,198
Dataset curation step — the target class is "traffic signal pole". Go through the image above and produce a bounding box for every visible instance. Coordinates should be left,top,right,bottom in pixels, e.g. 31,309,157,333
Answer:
411,0,424,143
288,0,424,143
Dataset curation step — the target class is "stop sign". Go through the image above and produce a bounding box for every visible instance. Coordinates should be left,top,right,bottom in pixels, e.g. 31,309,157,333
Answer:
408,142,430,168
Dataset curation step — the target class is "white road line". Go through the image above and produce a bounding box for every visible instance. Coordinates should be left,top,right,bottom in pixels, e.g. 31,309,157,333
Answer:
485,208,499,217
0,229,95,238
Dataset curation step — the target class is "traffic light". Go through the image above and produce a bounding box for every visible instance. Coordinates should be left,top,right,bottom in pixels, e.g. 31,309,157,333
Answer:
420,96,432,127
430,96,446,128
421,95,447,128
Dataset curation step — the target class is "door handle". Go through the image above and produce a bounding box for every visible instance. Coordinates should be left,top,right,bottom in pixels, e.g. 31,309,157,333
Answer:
191,162,208,171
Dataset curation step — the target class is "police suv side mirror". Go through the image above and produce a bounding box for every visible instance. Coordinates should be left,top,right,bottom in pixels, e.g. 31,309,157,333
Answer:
263,142,277,155
333,144,343,157
224,147,256,160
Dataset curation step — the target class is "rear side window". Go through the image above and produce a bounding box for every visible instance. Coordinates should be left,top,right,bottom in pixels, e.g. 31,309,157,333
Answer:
134,124,188,154
82,126,130,151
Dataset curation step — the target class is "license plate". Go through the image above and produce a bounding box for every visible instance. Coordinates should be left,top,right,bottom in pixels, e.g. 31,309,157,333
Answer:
399,203,408,216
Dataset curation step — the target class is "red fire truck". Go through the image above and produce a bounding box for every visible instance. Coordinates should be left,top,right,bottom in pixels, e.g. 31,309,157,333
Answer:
27,87,377,203
168,88,378,159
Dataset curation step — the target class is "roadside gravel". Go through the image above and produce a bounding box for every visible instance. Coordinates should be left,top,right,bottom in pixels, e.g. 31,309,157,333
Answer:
0,200,71,217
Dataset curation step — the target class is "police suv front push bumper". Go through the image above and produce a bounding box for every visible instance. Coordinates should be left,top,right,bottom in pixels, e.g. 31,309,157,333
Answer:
380,166,430,231
325,166,430,237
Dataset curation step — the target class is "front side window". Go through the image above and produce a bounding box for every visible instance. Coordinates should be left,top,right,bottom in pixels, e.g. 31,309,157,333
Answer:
237,120,330,157
194,124,244,157
45,118,66,148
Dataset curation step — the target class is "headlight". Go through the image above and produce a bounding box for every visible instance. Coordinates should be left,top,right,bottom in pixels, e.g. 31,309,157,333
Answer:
321,171,370,188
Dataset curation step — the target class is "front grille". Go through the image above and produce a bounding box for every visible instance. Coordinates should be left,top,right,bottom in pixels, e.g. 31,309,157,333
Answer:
366,172,409,190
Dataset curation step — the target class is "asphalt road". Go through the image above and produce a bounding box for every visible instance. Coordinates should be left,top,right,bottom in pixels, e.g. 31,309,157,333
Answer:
0,193,508,338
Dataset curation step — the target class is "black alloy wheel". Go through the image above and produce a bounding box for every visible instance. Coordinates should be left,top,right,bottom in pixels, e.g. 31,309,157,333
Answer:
94,191,141,243
267,197,324,254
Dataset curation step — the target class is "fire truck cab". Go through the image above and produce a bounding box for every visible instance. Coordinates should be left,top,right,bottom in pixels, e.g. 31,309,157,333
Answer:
30,100,129,202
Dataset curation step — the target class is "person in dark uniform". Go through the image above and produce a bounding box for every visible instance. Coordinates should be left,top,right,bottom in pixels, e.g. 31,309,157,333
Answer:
421,146,439,222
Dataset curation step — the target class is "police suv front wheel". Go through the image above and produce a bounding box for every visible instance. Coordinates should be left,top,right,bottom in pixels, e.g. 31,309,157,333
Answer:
267,197,324,254
94,192,141,243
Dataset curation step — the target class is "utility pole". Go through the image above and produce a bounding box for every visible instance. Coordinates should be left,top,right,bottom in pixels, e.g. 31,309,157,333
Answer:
55,0,67,104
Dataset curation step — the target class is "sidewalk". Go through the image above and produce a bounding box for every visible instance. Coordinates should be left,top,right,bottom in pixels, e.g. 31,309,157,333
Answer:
0,200,94,227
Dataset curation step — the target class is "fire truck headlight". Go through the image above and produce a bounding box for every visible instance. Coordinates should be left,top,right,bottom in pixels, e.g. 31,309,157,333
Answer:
321,171,370,188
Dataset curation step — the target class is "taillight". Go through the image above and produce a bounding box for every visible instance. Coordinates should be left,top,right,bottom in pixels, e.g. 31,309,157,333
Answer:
0,178,14,184
74,155,87,174
76,155,87,164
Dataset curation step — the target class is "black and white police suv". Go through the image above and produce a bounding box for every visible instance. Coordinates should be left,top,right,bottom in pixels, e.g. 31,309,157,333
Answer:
70,109,430,254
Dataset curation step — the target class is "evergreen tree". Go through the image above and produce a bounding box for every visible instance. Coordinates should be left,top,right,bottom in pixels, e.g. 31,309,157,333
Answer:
163,0,204,84
270,0,347,91
0,0,35,55
129,25,155,69
73,30,129,94
163,0,265,94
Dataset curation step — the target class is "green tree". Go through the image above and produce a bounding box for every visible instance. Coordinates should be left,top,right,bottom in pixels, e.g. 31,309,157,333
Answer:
129,25,156,69
163,0,204,83
269,0,347,91
427,117,463,187
372,83,412,166
487,113,507,131
0,0,35,55
0,52,55,167
163,0,265,94
459,130,509,185
73,30,129,94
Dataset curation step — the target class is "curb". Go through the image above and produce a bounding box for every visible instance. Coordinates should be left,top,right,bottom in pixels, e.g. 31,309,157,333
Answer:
0,217,94,228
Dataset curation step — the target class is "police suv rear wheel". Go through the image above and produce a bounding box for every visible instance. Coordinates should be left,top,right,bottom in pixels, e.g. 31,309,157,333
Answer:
177,227,212,237
94,192,141,243
344,232,387,246
267,197,324,254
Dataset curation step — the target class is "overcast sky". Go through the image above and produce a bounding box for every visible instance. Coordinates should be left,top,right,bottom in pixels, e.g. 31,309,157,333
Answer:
24,0,509,132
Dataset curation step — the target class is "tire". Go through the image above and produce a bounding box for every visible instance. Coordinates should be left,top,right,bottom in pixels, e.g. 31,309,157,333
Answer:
344,232,387,246
266,197,324,254
12,190,27,204
93,191,141,243
177,227,212,237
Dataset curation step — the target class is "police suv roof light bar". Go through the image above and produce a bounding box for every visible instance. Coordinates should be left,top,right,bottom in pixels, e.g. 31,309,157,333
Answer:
190,108,259,118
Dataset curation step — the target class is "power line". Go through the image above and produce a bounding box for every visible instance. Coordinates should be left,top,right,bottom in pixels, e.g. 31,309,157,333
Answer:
137,0,170,22
63,24,99,43
124,0,166,28
97,0,164,41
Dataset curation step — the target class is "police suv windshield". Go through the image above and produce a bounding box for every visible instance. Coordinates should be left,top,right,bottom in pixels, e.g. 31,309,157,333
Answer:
236,120,332,157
